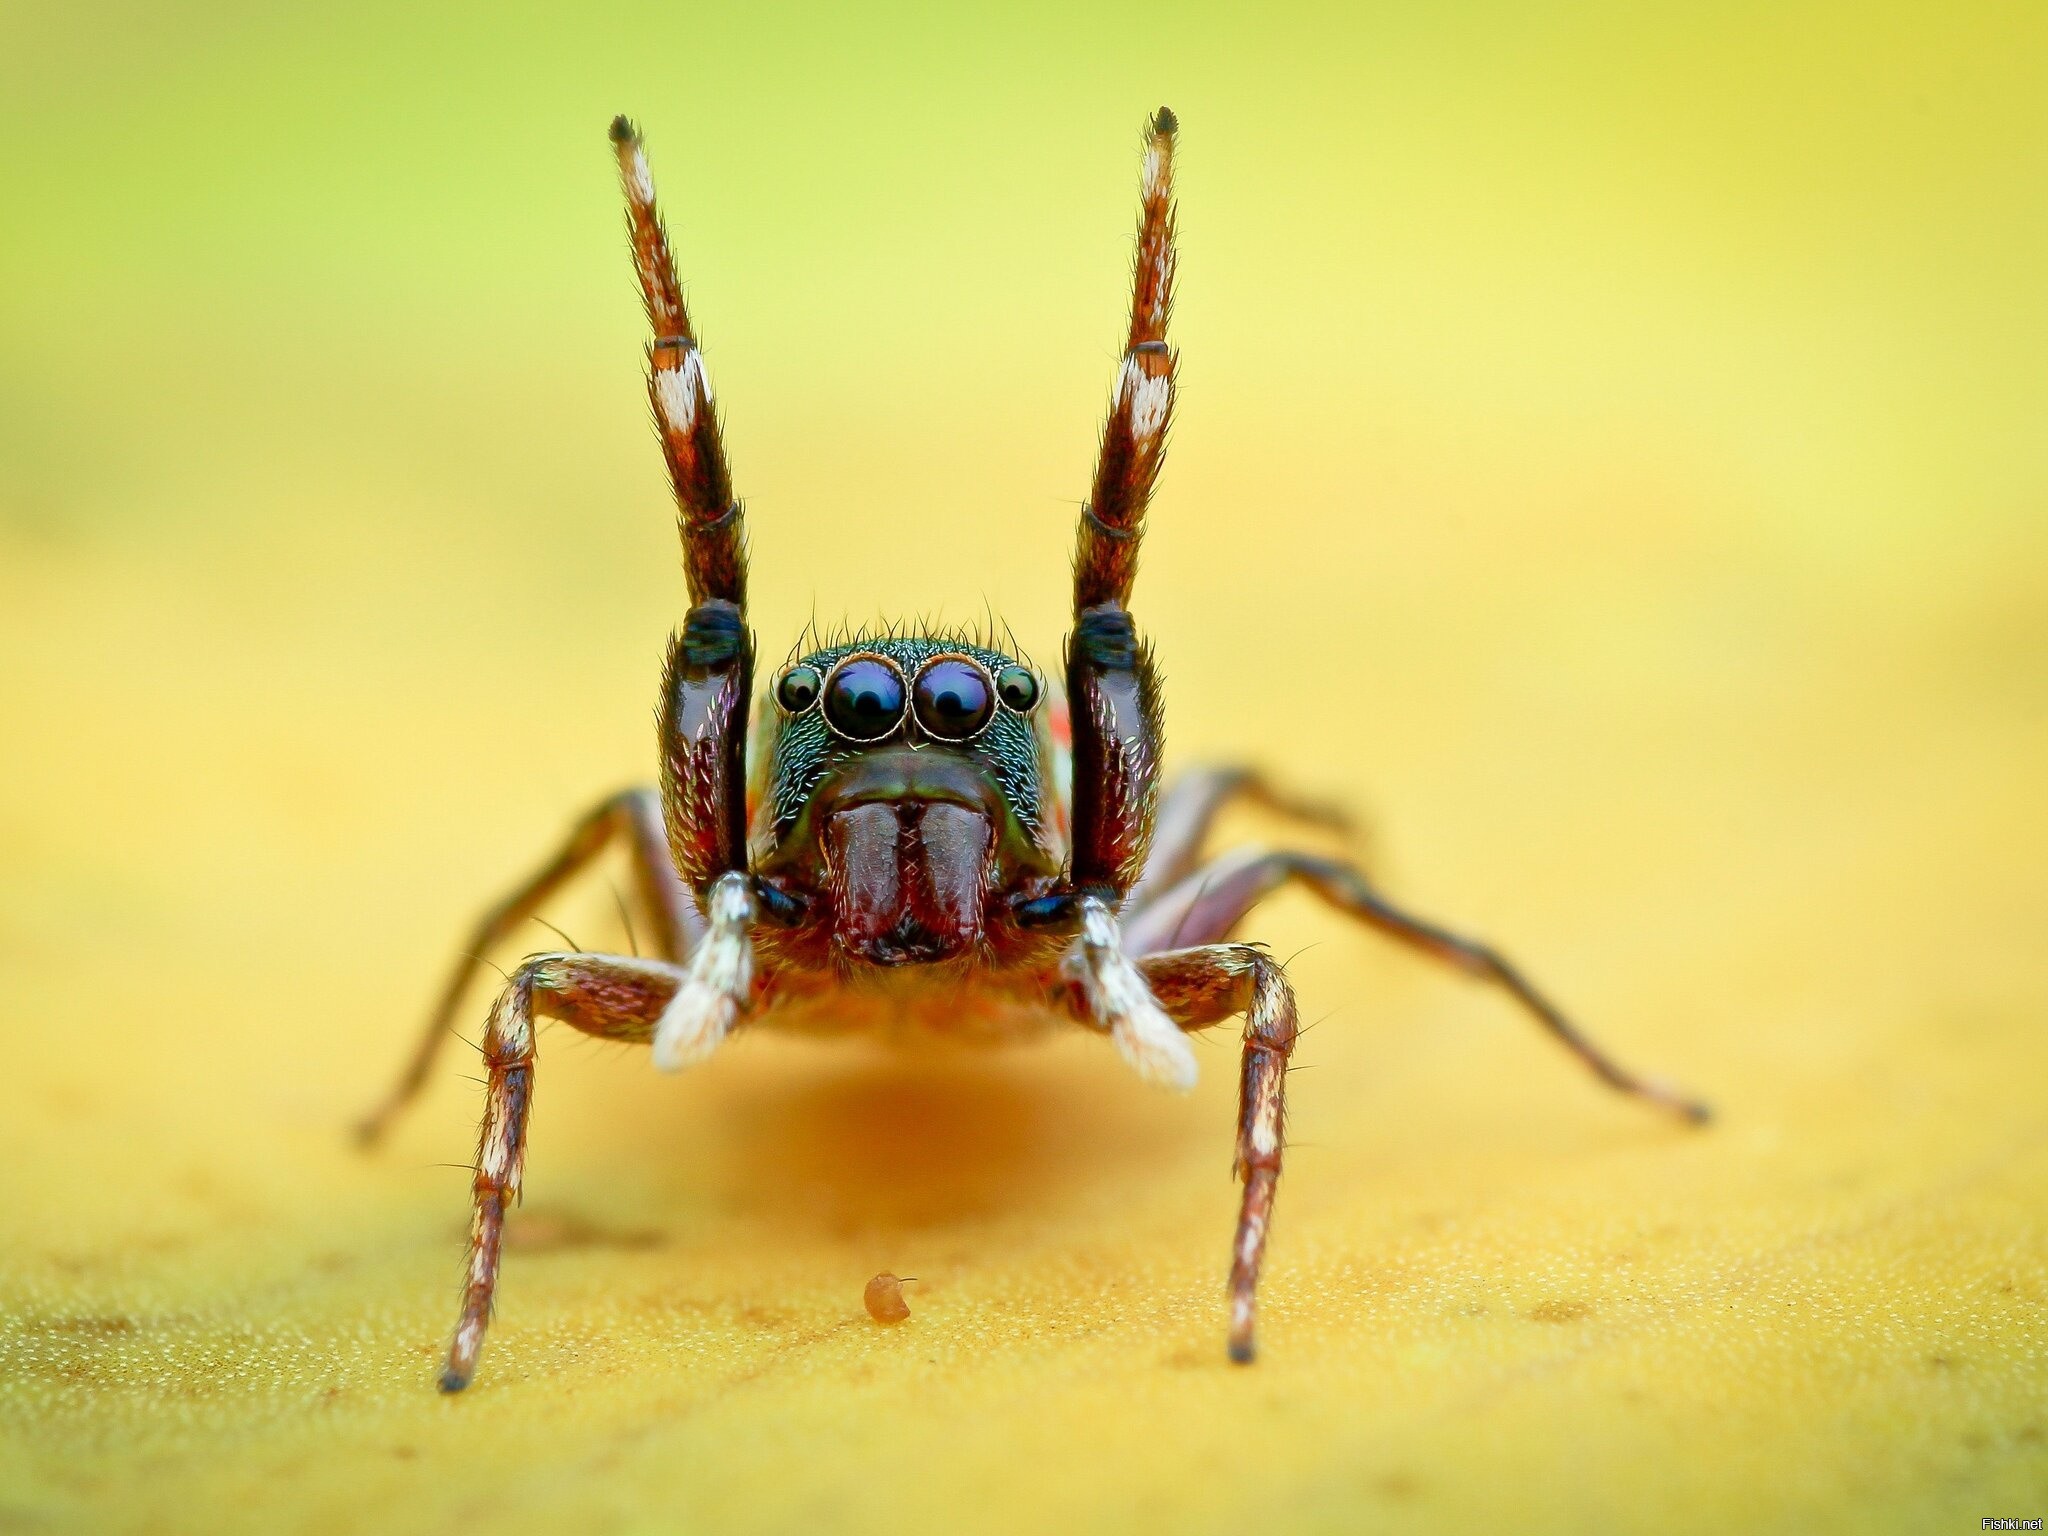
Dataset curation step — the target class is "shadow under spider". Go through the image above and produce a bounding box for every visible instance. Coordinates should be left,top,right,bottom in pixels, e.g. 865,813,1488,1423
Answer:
696,1047,1202,1236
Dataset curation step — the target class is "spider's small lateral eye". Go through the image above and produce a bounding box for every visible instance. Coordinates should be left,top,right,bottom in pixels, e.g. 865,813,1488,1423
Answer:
822,657,907,742
996,665,1040,713
776,665,823,714
912,659,995,742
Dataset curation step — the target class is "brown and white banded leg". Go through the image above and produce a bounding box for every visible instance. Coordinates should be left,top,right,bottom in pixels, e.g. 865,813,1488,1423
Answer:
1123,766,1359,915
1135,944,1301,1363
611,115,744,610
613,114,758,902
356,787,701,1146
1065,109,1179,900
1128,847,1709,1123
443,949,694,1393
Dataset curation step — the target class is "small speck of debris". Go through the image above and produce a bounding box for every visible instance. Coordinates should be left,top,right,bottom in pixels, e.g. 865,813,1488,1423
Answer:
864,1273,912,1324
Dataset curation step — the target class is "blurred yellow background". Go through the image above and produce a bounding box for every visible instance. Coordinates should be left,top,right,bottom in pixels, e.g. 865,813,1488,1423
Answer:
3,2,2045,1531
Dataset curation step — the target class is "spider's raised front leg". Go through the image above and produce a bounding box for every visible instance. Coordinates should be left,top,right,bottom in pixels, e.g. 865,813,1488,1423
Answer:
1026,110,1190,1089
356,786,699,1145
1126,846,1710,1123
1063,108,1179,907
611,115,773,1065
440,948,690,1393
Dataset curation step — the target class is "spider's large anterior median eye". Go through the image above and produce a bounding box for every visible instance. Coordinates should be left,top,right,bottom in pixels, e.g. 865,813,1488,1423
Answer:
912,658,995,741
823,657,907,742
995,665,1040,713
776,665,823,714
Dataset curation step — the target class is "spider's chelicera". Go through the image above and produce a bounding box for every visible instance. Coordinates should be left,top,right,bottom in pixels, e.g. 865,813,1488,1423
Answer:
359,108,1711,1394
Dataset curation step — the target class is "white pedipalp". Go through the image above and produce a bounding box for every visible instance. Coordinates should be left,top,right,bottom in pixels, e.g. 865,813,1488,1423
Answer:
652,871,755,1071
1071,895,1197,1092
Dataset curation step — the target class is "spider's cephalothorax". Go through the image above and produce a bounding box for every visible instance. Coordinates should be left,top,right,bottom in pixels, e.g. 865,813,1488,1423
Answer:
361,108,1710,1393
747,635,1066,971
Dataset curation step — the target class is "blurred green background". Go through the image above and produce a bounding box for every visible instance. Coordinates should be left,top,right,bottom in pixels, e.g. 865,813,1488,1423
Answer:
3,3,2046,1533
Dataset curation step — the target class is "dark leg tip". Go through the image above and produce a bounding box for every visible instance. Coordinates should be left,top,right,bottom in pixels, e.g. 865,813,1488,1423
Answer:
1153,106,1178,137
437,1367,471,1394
1227,1338,1256,1365
1637,1075,1714,1128
608,114,637,146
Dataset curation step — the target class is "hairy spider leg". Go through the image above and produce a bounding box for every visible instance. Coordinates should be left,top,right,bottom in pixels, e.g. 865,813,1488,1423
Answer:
614,115,765,1050
1066,107,1178,901
355,787,699,1146
1122,764,1360,915
1074,107,1177,617
1125,846,1711,1124
613,115,755,895
1089,944,1300,1362
659,619,752,890
611,115,744,611
441,951,689,1392
601,118,759,882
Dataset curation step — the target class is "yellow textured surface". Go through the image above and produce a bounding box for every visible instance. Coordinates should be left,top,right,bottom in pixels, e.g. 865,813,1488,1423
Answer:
3,5,2046,1532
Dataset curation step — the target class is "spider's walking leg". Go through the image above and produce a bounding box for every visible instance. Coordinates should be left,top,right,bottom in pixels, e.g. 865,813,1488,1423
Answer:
1123,765,1358,915
356,787,698,1145
442,949,691,1393
1128,848,1709,1123
1134,945,1301,1362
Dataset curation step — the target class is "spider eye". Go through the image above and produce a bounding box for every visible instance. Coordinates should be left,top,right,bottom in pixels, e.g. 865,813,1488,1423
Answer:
823,657,906,742
912,659,994,741
776,665,822,714
996,665,1040,712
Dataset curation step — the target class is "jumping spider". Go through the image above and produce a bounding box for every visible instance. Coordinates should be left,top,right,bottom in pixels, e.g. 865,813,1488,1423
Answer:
359,107,1710,1393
